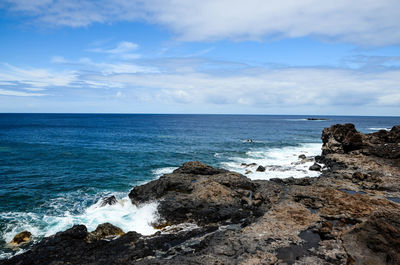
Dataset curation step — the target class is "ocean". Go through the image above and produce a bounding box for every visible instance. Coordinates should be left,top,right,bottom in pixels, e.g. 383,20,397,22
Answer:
1,114,399,258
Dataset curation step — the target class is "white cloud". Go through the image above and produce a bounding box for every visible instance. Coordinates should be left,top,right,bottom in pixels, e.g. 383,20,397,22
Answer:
0,63,77,88
88,41,140,59
0,88,46,97
80,65,400,108
2,57,399,111
3,0,400,45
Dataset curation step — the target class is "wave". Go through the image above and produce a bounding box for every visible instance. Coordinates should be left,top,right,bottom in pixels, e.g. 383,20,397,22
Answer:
0,196,158,259
151,167,177,177
221,143,323,180
368,127,390,131
284,118,308,121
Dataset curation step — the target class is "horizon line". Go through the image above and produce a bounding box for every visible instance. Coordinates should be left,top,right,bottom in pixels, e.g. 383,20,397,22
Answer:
1,112,400,118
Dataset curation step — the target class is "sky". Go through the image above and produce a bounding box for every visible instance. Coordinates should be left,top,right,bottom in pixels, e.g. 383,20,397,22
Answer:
0,0,400,115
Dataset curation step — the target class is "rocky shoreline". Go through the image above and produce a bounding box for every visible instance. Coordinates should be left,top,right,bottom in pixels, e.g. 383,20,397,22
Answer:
2,123,400,265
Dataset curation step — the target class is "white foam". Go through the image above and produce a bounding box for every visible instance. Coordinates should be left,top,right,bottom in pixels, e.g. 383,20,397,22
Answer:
221,143,323,180
152,167,177,177
0,196,159,258
368,127,390,131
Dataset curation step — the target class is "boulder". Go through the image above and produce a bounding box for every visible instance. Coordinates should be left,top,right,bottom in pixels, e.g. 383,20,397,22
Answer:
298,154,307,160
100,195,118,207
89,223,124,240
256,165,266,172
8,231,32,247
309,163,321,171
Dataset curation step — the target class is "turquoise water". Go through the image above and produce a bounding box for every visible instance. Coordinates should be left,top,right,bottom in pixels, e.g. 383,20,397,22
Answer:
0,114,399,258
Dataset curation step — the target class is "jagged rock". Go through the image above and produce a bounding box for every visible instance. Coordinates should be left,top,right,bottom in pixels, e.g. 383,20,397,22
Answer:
89,223,124,240
321,123,363,154
309,163,321,171
100,195,118,207
322,123,400,159
8,231,32,247
256,165,266,172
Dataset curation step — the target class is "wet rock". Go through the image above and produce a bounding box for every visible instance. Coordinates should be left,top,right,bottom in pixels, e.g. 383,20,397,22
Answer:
256,165,266,172
89,223,124,241
8,231,32,247
100,195,118,207
309,163,321,171
298,154,307,160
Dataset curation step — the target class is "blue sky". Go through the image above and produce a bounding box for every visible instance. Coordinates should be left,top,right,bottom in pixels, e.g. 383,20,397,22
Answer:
0,0,400,115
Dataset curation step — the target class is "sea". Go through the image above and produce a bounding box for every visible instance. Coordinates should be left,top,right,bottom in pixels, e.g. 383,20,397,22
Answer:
1,114,399,259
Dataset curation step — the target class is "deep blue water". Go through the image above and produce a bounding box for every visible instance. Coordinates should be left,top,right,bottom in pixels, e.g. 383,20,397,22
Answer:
0,114,399,258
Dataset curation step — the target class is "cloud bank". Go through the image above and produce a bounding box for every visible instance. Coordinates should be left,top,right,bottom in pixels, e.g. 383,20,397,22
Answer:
3,0,400,46
1,58,399,114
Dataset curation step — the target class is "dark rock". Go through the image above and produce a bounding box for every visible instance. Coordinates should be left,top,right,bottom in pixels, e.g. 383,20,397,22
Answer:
8,231,32,247
321,123,364,154
256,165,266,172
130,162,259,226
298,154,307,160
59,224,88,240
100,195,118,207
309,163,321,171
89,223,124,241
307,118,328,120
172,161,227,175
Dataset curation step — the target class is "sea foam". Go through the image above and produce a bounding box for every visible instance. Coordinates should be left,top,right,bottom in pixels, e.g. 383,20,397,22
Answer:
221,143,323,180
368,127,390,131
0,196,158,259
152,167,177,177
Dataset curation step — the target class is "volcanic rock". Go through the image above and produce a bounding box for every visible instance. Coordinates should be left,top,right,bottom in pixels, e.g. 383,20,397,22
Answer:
309,163,321,171
89,223,125,241
256,165,266,172
8,231,32,247
100,195,118,207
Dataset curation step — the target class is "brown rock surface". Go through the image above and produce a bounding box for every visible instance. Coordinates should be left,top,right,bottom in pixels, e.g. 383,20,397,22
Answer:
8,231,32,247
